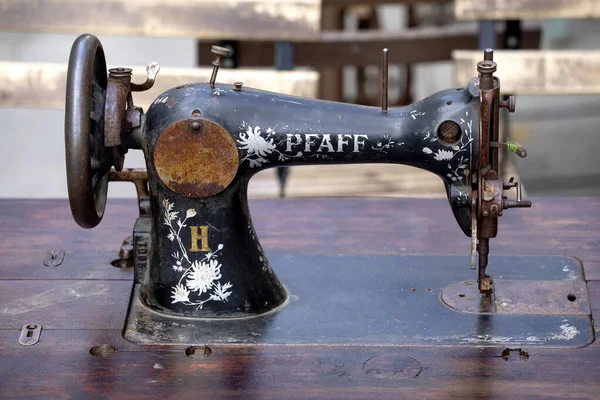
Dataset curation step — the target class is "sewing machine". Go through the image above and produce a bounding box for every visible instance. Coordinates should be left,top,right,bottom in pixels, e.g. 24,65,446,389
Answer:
64,34,593,347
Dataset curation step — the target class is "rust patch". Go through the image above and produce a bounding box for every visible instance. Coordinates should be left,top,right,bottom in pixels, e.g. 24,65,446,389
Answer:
104,68,132,147
153,118,238,198
168,181,224,197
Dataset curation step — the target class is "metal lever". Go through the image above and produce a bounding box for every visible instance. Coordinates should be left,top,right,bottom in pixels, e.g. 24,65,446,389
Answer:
130,62,160,92
502,177,532,209
504,194,532,209
109,168,150,216
503,176,517,189
490,141,527,158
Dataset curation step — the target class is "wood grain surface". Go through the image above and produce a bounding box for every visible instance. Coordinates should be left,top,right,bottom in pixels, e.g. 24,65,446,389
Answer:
0,198,599,399
454,50,600,95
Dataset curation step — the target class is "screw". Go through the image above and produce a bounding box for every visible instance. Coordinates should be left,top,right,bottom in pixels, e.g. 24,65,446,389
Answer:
43,249,65,267
500,96,516,113
437,120,461,144
233,81,243,91
189,120,204,133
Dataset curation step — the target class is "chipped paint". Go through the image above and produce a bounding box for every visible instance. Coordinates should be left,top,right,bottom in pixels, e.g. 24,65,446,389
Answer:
551,324,580,340
460,335,523,344
275,98,303,105
422,334,540,344
562,265,578,280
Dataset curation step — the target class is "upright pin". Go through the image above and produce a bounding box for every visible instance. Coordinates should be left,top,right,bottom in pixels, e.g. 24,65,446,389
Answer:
381,48,389,112
209,45,231,88
484,48,494,61
477,48,496,91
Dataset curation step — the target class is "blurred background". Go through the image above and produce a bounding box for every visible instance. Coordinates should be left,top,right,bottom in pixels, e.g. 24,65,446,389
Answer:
0,1,599,199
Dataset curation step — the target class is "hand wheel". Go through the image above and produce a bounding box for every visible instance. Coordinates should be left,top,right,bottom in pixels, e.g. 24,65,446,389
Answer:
65,34,111,228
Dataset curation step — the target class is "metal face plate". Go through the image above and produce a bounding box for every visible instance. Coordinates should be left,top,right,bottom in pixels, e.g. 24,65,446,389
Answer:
442,280,590,315
123,255,593,347
18,324,42,346
153,118,239,198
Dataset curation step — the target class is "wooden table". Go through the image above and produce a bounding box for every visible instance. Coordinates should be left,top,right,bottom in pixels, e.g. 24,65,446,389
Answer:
0,198,599,399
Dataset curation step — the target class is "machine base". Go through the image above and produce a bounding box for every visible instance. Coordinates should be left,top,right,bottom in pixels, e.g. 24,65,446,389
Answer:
123,255,594,347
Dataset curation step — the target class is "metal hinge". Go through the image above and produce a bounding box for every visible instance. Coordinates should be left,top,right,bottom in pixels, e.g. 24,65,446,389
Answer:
19,324,42,346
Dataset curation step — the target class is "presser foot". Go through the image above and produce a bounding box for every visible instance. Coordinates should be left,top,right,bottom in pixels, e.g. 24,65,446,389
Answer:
479,275,494,303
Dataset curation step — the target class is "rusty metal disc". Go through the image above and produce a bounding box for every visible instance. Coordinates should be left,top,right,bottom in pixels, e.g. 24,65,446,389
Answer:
153,119,239,198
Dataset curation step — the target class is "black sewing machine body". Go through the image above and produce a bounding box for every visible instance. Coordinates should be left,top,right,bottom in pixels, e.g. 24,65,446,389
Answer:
66,35,594,348
140,82,478,317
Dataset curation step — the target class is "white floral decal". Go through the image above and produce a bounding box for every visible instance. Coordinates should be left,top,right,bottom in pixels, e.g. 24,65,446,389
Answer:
153,95,169,105
410,110,426,120
433,149,454,161
237,123,278,167
423,131,438,143
212,88,226,96
372,135,402,154
237,122,332,168
163,199,233,308
446,156,469,184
